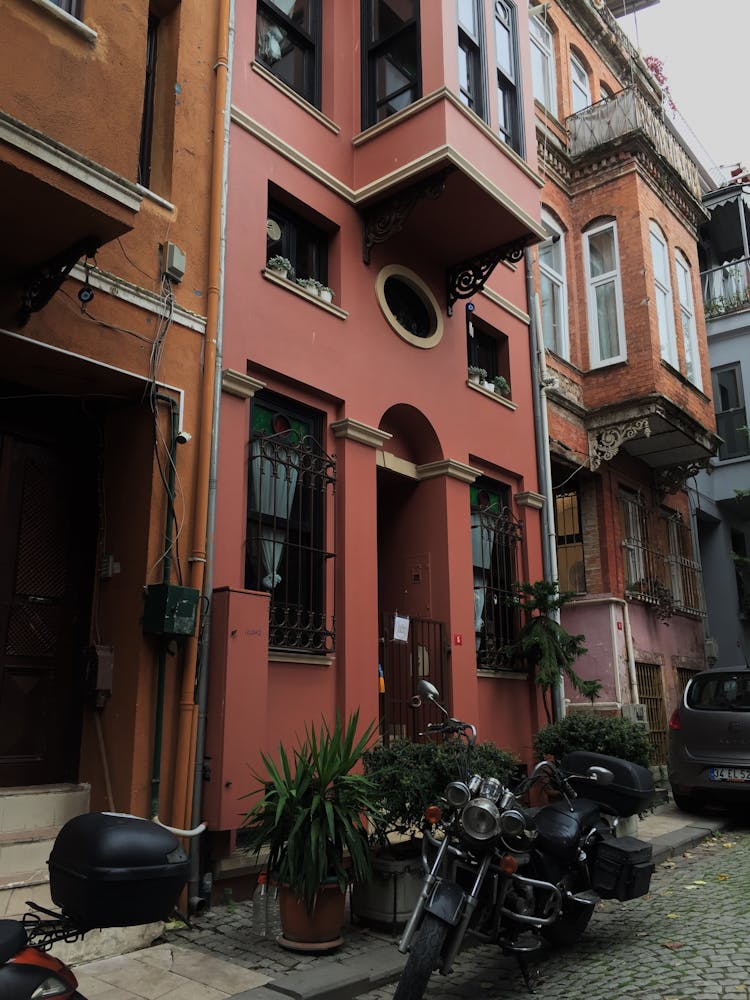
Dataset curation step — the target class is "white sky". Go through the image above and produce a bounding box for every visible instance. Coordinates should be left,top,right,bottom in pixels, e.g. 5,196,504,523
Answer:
620,0,750,182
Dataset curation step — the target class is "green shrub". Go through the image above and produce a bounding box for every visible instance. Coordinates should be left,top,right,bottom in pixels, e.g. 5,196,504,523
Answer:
363,738,519,844
532,712,651,767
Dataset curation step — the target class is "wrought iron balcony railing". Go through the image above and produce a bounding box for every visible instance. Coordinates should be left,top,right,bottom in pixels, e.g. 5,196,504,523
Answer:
701,256,750,317
566,87,702,201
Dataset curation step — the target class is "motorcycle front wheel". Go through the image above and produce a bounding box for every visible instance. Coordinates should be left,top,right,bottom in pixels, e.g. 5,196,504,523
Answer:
393,913,449,1000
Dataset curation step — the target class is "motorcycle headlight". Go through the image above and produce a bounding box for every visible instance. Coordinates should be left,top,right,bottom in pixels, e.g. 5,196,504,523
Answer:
460,797,501,842
445,781,471,808
499,808,527,839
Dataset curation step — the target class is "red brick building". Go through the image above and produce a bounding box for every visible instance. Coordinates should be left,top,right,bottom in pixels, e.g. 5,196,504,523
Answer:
527,0,719,762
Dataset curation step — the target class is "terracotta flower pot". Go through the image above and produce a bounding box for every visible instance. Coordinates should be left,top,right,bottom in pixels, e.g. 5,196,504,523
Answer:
277,881,347,952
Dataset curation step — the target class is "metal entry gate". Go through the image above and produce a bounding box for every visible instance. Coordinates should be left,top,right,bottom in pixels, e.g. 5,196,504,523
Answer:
380,615,448,744
635,661,669,765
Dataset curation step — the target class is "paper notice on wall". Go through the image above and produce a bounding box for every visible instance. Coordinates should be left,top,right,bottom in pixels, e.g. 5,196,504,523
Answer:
393,614,410,643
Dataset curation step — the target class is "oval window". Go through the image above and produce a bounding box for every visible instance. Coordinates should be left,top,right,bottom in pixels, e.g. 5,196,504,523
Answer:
376,266,443,348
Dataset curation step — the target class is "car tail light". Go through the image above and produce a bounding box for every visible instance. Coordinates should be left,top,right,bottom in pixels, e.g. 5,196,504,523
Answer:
668,708,681,730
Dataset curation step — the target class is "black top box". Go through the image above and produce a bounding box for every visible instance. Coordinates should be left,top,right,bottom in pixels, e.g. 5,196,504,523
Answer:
49,813,189,930
562,751,655,817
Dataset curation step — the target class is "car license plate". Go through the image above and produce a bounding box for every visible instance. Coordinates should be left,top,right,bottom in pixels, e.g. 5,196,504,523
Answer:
709,766,750,782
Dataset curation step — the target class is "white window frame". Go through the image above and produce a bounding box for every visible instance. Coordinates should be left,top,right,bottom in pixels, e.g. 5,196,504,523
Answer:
584,219,626,368
570,52,591,113
674,250,702,390
538,212,569,359
529,15,556,114
649,222,677,368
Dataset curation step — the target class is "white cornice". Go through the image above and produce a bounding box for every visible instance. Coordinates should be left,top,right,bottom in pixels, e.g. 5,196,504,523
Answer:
69,264,206,334
331,419,393,448
222,370,266,399
417,459,480,484
1,112,141,213
230,107,546,241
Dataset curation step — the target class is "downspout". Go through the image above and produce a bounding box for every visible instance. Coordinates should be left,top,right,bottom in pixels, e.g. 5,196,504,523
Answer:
186,0,235,913
151,394,180,822
169,0,232,837
524,250,565,721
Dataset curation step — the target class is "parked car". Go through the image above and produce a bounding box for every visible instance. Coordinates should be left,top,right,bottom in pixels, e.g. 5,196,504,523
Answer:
668,667,750,812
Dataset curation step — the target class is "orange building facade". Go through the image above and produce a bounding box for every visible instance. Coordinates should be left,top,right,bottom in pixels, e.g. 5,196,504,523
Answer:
204,0,552,853
526,0,719,763
0,0,223,863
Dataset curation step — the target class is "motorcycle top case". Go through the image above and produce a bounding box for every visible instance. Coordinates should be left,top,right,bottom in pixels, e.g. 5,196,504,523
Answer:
48,813,188,930
562,751,655,817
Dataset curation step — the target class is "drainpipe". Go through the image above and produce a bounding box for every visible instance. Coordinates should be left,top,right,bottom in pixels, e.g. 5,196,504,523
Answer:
151,393,180,822
169,0,232,838
524,250,565,721
186,0,235,913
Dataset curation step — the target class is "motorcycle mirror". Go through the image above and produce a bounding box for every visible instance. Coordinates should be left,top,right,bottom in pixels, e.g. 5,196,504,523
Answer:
588,766,614,785
409,695,423,709
417,679,440,701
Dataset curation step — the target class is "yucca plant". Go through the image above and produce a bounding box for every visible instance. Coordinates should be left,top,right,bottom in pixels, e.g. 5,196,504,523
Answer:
242,712,378,910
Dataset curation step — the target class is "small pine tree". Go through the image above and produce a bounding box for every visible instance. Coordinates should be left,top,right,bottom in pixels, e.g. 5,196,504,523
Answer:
501,580,599,723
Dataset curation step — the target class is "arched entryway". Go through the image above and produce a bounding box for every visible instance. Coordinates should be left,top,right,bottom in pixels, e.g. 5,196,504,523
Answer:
376,405,449,742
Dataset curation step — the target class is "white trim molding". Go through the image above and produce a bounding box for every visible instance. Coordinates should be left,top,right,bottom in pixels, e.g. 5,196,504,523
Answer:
29,0,97,41
331,419,393,448
222,370,266,399
0,111,140,213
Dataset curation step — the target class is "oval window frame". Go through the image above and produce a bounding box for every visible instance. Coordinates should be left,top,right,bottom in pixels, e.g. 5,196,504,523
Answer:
375,265,444,349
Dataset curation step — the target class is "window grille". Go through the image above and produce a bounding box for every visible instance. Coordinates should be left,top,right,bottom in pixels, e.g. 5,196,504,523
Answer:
619,493,704,617
554,489,585,594
471,483,522,670
245,407,335,653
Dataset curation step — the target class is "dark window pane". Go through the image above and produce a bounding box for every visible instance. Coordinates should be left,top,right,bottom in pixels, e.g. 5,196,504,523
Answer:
384,276,432,337
257,11,309,94
369,0,417,41
266,0,313,32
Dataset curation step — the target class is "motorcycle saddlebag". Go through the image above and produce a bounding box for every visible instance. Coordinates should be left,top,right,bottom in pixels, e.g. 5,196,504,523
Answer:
562,751,655,817
591,834,654,901
48,813,188,930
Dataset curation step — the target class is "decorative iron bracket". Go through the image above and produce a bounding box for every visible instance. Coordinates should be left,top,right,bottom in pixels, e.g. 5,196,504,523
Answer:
19,236,99,327
446,238,526,315
588,418,651,470
655,459,713,495
362,171,450,264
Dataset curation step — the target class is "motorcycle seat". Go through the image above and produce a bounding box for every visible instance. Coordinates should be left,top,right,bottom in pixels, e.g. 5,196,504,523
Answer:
533,798,600,859
0,919,27,962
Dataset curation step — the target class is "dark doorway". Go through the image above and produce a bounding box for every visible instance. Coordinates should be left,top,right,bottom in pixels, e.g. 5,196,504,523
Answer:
0,408,96,785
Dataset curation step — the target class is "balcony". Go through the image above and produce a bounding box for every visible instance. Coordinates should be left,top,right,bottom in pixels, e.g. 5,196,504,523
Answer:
701,256,750,317
566,87,702,202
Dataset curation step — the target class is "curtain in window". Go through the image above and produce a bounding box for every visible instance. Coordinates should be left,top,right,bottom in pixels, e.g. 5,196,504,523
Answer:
250,440,299,589
471,510,495,648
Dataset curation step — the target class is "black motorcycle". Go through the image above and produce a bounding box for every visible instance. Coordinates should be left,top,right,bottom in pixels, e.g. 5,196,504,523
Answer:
394,681,655,1000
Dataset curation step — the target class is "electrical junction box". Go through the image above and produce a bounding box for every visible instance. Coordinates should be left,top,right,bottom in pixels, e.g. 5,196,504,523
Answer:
162,242,186,282
142,583,200,638
621,703,649,729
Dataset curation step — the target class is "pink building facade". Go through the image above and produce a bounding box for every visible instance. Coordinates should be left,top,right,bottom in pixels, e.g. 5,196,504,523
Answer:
204,0,549,847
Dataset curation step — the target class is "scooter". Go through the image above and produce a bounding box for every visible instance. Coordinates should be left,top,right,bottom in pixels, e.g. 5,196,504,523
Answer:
0,812,196,1000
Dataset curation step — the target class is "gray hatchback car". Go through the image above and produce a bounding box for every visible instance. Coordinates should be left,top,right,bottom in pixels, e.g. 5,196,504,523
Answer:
668,667,750,812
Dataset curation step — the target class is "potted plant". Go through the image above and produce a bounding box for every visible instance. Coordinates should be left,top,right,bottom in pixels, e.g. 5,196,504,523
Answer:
468,365,486,385
319,285,335,304
352,737,518,928
493,375,510,397
297,277,320,296
266,255,291,278
242,712,377,951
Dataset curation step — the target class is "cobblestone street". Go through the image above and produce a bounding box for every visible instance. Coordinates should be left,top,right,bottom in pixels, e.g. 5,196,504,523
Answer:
358,828,750,1000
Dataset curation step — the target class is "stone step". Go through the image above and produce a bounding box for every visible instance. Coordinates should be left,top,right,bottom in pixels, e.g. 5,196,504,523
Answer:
0,870,55,920
0,784,90,835
0,827,57,878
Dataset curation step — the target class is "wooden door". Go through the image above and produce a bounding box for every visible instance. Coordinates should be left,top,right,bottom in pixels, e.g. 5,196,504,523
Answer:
0,433,88,785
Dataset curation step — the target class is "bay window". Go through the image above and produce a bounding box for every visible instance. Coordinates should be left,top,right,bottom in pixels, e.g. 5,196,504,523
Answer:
585,220,626,366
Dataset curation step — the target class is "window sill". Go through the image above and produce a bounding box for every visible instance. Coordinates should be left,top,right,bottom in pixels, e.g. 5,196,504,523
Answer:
135,184,175,213
262,268,348,319
477,669,528,680
467,380,517,410
251,62,340,134
659,359,708,401
28,0,96,41
269,650,334,666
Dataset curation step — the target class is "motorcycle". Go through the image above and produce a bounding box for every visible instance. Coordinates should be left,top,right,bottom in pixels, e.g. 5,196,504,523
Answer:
394,680,655,1000
0,812,195,1000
